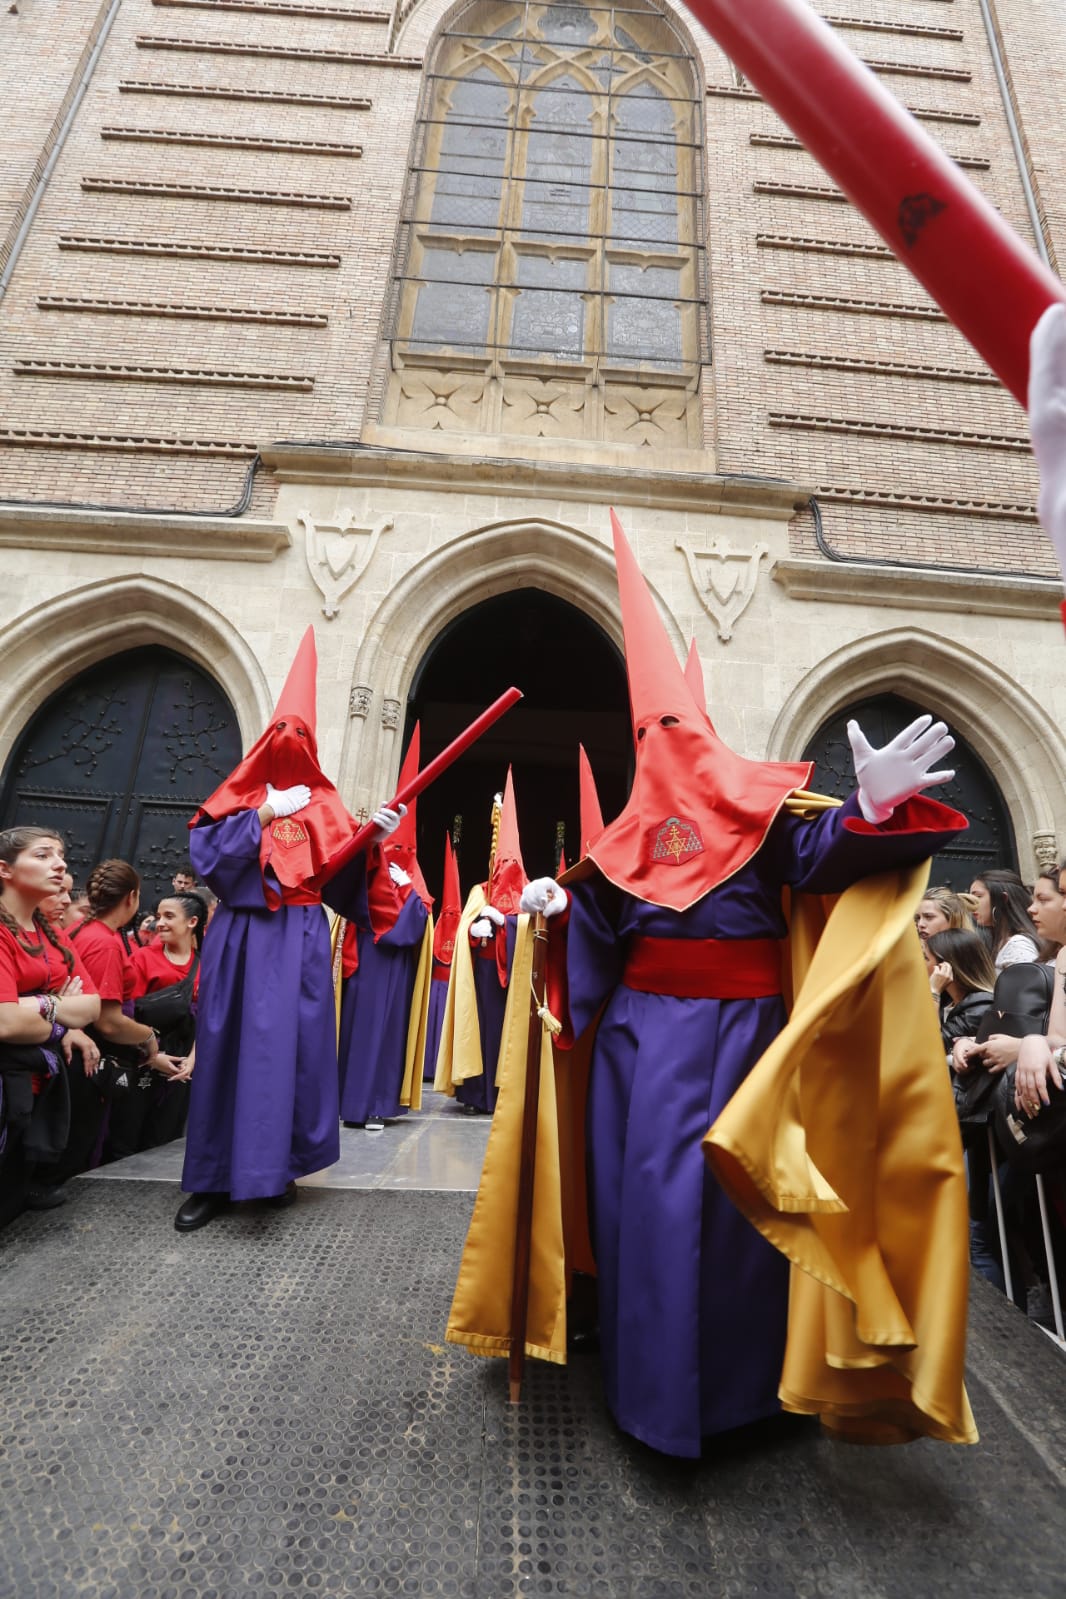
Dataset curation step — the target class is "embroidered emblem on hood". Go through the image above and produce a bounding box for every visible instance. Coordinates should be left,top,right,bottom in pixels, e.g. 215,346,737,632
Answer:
272,818,309,849
651,817,704,865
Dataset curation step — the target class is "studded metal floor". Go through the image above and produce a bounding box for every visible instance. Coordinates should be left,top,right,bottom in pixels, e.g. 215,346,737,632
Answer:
3,1178,1066,1599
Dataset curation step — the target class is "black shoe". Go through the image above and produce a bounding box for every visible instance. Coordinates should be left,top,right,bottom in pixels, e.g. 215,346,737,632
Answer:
342,1120,365,1129
567,1326,600,1354
25,1184,68,1211
174,1191,230,1232
264,1181,298,1209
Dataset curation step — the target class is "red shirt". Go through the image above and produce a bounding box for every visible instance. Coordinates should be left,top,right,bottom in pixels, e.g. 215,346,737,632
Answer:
131,942,199,1001
0,922,94,1002
68,920,135,1004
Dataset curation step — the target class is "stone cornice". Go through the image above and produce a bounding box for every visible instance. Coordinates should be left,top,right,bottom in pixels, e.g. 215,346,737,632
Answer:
0,504,291,561
773,557,1062,619
260,442,809,520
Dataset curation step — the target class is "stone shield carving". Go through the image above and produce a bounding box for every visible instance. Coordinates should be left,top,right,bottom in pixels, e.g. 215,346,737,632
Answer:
299,511,393,619
676,538,770,642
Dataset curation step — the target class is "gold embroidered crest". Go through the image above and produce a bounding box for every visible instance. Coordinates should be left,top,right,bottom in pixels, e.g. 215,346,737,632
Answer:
272,817,308,849
651,816,704,865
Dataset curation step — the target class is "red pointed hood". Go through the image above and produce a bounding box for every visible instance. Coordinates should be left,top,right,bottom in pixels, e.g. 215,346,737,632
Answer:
683,640,712,726
586,513,812,911
382,723,432,911
486,766,527,915
192,626,356,899
433,832,462,965
578,743,605,857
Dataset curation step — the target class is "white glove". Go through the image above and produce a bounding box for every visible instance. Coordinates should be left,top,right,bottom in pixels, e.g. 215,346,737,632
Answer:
265,782,311,818
520,877,568,918
470,917,493,940
371,802,407,839
388,862,411,887
1029,302,1066,583
480,905,506,927
847,714,955,824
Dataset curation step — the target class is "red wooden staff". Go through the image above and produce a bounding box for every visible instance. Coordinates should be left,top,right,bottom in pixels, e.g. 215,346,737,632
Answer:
325,686,523,876
509,909,551,1405
685,0,1064,406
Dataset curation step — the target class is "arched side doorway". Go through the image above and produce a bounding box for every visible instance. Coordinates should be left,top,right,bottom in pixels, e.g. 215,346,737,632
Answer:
0,647,243,907
802,693,1017,889
407,588,630,892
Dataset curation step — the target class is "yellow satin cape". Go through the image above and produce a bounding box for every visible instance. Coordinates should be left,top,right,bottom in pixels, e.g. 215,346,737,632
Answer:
447,912,591,1362
434,884,490,1095
447,866,976,1447
703,861,976,1445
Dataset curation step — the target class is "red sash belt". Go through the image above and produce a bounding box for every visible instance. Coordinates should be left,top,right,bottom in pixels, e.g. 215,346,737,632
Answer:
623,935,783,999
280,884,322,907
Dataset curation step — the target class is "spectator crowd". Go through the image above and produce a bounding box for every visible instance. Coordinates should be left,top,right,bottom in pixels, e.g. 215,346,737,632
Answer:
0,835,214,1227
4,816,1066,1345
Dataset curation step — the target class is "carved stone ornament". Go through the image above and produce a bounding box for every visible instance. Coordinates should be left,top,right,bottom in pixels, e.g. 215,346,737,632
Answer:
298,509,393,620
381,698,401,731
349,685,373,720
1032,830,1059,870
675,538,770,642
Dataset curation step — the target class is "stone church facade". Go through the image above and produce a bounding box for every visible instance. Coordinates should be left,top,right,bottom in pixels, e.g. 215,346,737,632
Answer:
1,0,1064,895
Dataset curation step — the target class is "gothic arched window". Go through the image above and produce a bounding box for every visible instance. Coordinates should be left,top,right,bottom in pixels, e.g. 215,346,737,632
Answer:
383,0,705,453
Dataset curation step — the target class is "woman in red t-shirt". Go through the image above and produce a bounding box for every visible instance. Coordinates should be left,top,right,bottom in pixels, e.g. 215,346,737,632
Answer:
130,892,205,1148
70,860,185,1164
0,826,101,1217
131,892,204,1005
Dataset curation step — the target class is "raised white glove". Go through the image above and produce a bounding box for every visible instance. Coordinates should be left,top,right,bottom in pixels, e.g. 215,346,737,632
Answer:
847,714,955,824
372,802,407,839
480,904,506,927
470,917,493,940
520,877,568,918
1029,302,1066,584
265,782,311,819
388,862,411,887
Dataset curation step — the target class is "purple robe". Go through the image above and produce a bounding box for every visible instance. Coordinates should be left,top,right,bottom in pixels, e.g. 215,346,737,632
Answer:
565,795,962,1457
183,810,362,1201
338,889,429,1123
423,960,450,1081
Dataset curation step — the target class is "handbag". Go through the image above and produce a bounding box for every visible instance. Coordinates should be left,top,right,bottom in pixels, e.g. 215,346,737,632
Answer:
992,1066,1066,1174
133,955,198,1032
953,963,1054,1126
133,956,198,1056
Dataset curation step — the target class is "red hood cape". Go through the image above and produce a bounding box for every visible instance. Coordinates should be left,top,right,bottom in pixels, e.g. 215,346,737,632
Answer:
191,627,356,903
586,513,812,912
368,724,433,938
433,831,462,965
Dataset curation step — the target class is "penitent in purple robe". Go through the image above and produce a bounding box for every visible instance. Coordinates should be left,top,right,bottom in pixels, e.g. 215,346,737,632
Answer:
338,888,428,1123
455,919,517,1114
423,960,449,1082
183,810,363,1201
564,795,962,1458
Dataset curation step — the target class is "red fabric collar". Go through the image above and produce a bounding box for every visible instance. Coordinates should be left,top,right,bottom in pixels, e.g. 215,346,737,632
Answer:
587,712,812,911
192,718,355,897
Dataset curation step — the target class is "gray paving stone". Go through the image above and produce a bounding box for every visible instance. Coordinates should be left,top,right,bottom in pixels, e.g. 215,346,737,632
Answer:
1,1178,1064,1597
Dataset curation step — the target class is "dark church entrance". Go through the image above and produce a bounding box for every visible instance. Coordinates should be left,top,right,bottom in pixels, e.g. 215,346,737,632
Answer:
0,647,243,910
802,692,1017,889
406,589,630,898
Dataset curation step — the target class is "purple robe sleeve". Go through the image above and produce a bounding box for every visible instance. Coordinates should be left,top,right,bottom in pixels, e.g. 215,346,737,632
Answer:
774,792,966,895
375,892,429,950
560,880,626,1041
189,812,271,910
320,850,370,923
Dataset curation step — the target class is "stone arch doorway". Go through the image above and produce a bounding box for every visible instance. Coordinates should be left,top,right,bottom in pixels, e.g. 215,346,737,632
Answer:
406,588,630,894
0,646,243,907
802,692,1017,889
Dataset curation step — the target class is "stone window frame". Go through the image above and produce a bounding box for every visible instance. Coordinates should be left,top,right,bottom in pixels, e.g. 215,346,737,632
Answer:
380,0,708,450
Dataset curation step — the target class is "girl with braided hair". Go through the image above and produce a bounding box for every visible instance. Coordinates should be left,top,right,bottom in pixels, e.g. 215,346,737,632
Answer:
0,827,100,1220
